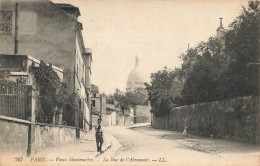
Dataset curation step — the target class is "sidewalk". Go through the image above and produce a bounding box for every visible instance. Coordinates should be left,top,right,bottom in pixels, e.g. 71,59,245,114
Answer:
3,130,114,166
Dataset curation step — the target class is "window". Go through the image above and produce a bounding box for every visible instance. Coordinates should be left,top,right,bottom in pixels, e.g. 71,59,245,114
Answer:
92,100,96,107
79,99,81,109
0,11,13,35
93,93,96,97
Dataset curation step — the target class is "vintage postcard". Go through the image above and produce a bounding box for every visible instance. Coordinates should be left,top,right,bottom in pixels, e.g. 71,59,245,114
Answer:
0,0,259,165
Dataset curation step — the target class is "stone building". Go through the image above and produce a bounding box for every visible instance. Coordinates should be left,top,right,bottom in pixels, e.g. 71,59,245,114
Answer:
105,104,117,126
216,18,227,48
0,0,92,130
126,56,148,93
91,84,106,121
126,56,151,123
0,54,63,84
134,105,151,123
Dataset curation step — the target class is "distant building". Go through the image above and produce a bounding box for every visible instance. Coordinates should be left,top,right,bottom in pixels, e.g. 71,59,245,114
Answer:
83,48,92,120
126,56,147,94
105,104,117,126
126,56,151,123
0,0,92,130
91,84,106,120
134,105,151,123
216,18,227,48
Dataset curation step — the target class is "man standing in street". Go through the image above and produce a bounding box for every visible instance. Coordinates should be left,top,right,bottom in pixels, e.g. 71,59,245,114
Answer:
95,117,104,152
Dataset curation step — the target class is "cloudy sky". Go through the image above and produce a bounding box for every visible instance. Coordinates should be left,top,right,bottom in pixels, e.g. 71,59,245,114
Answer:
53,0,248,94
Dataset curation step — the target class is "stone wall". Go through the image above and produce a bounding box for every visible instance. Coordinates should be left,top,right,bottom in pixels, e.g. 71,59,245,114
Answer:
34,123,76,152
111,112,117,126
0,117,81,155
124,115,130,126
104,115,111,126
92,115,99,126
0,0,79,94
135,105,151,123
0,118,29,155
152,96,260,144
118,115,124,126
0,0,76,70
151,114,168,130
80,129,88,140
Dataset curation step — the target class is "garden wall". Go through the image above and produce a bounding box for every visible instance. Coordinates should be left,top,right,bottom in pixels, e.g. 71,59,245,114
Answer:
80,129,88,140
152,96,260,144
0,116,86,156
152,114,168,129
0,118,30,155
124,115,131,126
34,123,76,152
135,105,151,123
118,115,124,126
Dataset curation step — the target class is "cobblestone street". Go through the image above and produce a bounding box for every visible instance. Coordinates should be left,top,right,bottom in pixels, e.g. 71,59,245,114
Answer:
104,123,259,166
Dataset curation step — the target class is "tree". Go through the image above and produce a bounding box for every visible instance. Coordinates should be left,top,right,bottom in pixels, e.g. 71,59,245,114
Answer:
146,1,260,110
145,67,175,116
113,89,147,115
179,36,229,104
30,61,79,125
179,48,200,78
178,1,260,104
224,0,260,97
106,94,115,104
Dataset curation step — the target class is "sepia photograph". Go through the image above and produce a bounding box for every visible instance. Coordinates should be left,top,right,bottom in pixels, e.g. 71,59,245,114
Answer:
0,0,259,165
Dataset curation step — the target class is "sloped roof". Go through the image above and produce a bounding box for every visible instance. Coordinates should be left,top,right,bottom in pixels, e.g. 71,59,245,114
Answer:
106,104,116,110
91,84,99,93
85,48,92,54
55,3,81,17
49,1,81,26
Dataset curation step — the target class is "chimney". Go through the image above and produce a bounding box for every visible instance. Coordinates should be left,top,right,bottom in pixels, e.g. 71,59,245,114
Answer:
135,56,139,67
219,18,223,28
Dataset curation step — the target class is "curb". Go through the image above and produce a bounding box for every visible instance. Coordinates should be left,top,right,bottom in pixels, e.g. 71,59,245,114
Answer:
95,128,122,158
95,131,112,158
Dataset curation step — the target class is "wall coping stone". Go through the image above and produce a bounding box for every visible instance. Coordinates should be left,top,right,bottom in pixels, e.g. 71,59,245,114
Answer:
35,122,77,129
0,115,31,125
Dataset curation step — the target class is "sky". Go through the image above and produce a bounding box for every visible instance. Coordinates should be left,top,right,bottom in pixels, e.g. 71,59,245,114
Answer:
53,0,248,94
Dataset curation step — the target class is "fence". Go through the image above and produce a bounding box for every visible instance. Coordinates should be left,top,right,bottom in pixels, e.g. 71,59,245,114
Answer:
0,78,84,129
62,104,83,129
0,79,30,120
36,93,84,130
62,104,76,126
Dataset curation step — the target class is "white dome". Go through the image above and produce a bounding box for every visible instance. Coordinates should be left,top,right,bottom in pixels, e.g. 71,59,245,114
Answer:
127,56,147,83
127,67,147,83
126,56,148,92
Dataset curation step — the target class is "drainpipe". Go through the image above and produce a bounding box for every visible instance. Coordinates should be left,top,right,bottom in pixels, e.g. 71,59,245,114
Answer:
100,97,102,119
14,3,18,54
